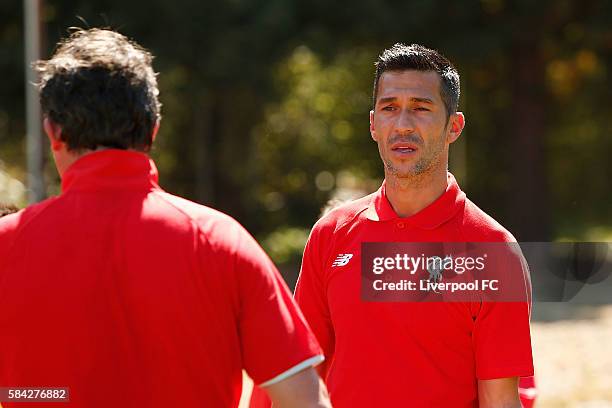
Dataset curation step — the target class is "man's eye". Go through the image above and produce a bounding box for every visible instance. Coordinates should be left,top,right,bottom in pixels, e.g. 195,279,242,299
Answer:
415,107,430,111
382,106,396,111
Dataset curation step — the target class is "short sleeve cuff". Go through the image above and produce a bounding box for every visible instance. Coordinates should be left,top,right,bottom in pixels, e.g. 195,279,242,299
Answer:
258,355,325,387
477,366,535,380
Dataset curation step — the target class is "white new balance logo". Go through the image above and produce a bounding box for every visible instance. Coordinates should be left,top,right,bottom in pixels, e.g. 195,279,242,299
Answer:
332,253,353,267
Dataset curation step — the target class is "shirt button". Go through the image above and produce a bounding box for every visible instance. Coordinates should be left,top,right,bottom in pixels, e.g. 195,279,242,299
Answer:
396,222,405,229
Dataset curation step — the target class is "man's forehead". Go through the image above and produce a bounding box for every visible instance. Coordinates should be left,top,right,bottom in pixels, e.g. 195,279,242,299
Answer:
377,70,442,101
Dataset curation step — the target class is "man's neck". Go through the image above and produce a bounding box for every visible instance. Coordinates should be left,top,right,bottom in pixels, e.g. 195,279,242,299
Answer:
57,147,140,178
384,168,448,218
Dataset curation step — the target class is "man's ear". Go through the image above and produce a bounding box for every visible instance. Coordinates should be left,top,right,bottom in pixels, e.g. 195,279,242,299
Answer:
369,110,377,141
447,112,465,144
43,117,64,151
151,118,160,143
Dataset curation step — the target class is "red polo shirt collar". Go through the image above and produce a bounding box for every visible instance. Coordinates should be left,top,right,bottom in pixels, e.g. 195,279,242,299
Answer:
61,149,160,193
364,172,466,229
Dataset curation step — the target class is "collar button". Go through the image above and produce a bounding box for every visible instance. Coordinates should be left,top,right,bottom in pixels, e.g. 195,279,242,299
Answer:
396,221,405,229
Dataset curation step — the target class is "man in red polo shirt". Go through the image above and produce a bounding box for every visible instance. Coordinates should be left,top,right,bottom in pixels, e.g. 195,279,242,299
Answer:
295,44,535,407
0,28,330,408
0,203,18,218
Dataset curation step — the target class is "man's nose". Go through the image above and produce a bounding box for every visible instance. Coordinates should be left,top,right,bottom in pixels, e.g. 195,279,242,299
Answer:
395,109,415,133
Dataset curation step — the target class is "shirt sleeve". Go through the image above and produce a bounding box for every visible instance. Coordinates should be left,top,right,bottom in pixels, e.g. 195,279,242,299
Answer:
473,245,534,379
232,223,323,385
473,301,534,379
294,224,335,379
0,212,20,274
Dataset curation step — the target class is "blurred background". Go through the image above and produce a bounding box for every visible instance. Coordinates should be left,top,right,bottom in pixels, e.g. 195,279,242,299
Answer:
1,1,611,406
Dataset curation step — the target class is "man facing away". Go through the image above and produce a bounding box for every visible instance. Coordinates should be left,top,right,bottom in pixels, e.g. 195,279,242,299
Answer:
295,44,534,407
0,203,18,218
0,28,330,408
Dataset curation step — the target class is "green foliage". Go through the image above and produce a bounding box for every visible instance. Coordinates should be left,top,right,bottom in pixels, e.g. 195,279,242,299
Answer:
261,226,310,266
1,0,611,256
251,45,381,233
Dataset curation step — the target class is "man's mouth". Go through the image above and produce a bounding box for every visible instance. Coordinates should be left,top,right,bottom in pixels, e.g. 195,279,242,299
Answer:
391,143,418,153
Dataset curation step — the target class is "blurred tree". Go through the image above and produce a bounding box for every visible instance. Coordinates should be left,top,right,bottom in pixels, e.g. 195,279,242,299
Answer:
1,0,611,268
0,1,27,206
252,46,380,233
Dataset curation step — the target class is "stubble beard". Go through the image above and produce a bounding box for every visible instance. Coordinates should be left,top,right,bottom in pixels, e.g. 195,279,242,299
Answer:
381,132,447,183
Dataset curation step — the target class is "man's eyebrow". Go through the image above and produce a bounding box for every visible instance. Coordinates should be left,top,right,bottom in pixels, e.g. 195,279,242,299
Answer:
410,97,434,104
376,96,435,105
377,96,397,105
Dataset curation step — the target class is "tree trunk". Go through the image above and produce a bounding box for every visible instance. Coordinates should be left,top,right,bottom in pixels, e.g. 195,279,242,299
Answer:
192,92,216,205
507,41,550,241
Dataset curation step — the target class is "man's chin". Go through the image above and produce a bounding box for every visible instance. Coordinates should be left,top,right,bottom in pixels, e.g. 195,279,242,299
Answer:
385,162,434,179
387,167,421,179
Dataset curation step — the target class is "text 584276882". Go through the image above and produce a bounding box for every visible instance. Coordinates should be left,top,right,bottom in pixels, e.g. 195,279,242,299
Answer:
0,387,69,402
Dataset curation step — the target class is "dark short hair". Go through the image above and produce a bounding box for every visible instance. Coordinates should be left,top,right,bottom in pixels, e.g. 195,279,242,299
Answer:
373,43,460,117
36,28,161,152
0,203,19,218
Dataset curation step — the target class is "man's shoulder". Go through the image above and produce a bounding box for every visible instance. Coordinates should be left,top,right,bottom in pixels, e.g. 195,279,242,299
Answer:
0,210,21,237
152,191,233,222
0,197,60,234
460,197,516,242
0,197,60,253
150,191,247,244
152,190,243,227
311,193,373,236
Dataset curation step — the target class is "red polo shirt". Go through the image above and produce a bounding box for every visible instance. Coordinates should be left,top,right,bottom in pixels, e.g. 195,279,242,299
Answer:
295,173,534,408
0,150,322,407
